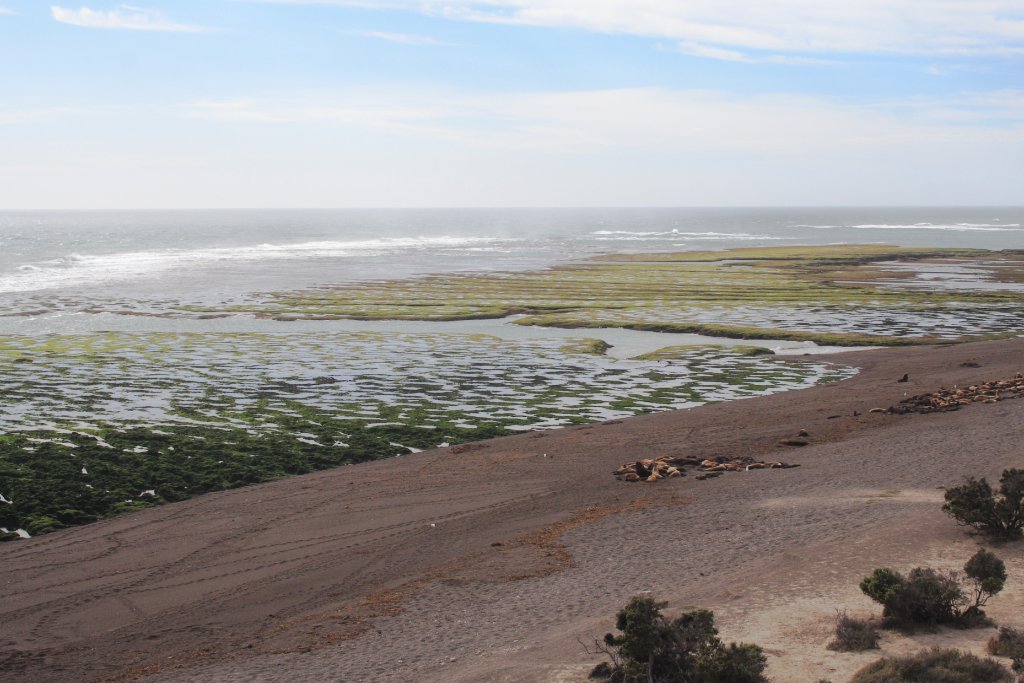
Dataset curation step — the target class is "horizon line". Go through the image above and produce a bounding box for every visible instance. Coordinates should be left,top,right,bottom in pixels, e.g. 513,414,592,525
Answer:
2,204,1023,212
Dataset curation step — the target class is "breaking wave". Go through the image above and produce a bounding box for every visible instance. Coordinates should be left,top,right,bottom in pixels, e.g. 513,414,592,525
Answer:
589,230,786,241
800,222,1022,232
0,236,509,293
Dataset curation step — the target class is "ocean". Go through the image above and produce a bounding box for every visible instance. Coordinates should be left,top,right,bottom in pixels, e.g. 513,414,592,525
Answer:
1,207,1021,324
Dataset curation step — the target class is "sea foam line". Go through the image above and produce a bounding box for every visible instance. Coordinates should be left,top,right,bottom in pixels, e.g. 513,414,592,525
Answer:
0,235,511,293
590,230,784,240
799,223,1022,232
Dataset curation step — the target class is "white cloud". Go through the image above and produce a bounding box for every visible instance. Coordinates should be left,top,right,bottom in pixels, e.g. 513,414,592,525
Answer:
50,5,210,32
182,86,1024,157
662,41,834,66
673,41,754,63
0,106,80,124
183,96,454,136
257,1,1024,59
0,7,18,15
348,30,456,46
5,87,1023,208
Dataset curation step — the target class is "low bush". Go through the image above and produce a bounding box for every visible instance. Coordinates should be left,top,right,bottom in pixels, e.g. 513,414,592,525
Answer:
588,596,767,683
860,567,963,626
849,647,1011,683
943,469,1024,540
989,626,1024,660
827,611,880,651
859,549,1006,628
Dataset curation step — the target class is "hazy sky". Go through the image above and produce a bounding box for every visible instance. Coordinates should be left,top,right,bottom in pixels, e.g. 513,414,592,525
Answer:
2,1,1023,208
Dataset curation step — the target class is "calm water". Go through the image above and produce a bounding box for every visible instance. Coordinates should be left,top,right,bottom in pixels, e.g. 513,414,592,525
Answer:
1,207,1021,315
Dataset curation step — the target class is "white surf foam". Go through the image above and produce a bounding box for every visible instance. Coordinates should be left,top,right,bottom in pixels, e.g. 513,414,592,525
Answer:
800,223,1022,232
590,230,784,241
0,235,509,293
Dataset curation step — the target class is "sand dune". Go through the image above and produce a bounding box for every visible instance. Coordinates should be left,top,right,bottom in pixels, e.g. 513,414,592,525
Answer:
2,337,1023,682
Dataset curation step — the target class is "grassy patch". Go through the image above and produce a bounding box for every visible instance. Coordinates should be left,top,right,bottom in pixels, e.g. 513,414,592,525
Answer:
181,246,1024,345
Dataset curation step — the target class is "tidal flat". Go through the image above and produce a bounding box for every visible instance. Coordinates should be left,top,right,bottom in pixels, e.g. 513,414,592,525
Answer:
0,331,851,539
204,245,1024,345
2,245,1023,540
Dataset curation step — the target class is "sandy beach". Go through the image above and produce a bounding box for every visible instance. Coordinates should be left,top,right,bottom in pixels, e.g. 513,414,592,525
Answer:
2,336,1023,682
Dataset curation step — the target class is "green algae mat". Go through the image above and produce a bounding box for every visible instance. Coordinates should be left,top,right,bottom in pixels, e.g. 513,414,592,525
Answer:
0,332,852,539
197,245,1024,346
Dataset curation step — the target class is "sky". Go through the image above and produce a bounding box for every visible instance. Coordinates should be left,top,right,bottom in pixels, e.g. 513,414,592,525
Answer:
1,1,1023,209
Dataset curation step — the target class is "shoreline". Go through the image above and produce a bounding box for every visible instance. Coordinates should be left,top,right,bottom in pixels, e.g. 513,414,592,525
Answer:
2,336,1022,681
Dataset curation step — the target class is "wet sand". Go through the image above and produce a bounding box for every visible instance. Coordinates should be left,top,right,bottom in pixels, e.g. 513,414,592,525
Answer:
1,337,1023,682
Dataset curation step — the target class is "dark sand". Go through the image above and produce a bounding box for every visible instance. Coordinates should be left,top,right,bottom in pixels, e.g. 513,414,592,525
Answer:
2,338,1023,682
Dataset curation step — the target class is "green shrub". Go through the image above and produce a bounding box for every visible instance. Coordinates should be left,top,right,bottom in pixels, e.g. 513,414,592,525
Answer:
964,549,1008,613
859,550,1006,627
698,642,769,682
943,470,1024,540
988,627,1024,660
860,567,962,626
589,596,767,682
827,611,880,651
849,647,1011,683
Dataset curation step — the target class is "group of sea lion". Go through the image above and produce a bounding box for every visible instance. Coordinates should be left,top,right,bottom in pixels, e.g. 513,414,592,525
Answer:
887,373,1024,415
613,454,799,483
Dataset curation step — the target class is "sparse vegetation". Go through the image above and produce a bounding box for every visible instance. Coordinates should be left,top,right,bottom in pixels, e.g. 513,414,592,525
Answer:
827,611,880,651
849,647,1012,683
588,596,767,683
943,469,1024,541
859,549,1006,628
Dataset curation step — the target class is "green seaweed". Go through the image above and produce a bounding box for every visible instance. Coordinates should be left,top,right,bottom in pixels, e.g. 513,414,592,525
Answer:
560,338,613,355
519,318,936,347
0,331,855,537
172,246,1024,345
632,344,775,361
